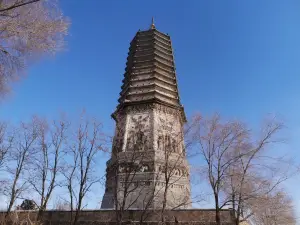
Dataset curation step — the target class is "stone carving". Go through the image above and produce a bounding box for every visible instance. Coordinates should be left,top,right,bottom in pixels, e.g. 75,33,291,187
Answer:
158,165,167,173
165,135,170,148
127,135,134,150
140,164,149,172
119,165,125,173
127,129,149,151
157,135,163,149
171,137,176,152
154,104,180,116
157,134,180,153
119,163,150,173
125,104,154,114
135,130,144,148
123,103,184,120
126,113,150,151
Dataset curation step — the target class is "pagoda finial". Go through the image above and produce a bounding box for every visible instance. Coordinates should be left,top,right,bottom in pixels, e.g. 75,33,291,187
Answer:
150,17,155,29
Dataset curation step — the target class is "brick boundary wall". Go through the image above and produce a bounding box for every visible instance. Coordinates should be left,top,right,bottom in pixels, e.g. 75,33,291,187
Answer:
0,209,236,225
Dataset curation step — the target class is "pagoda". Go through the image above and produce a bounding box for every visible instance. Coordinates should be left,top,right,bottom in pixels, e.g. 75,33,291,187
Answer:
101,19,191,210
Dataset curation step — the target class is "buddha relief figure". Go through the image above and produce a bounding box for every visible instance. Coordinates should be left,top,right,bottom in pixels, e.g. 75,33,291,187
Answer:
140,164,149,172
171,137,177,152
165,135,171,150
142,135,148,150
127,134,134,150
119,165,125,173
135,129,144,150
157,135,163,150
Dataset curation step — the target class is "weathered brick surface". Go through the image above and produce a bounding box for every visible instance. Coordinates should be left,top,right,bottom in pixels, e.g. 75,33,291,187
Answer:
1,209,235,225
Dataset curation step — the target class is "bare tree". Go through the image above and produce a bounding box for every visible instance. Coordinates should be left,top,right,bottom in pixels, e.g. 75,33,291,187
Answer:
220,117,293,225
0,0,69,98
251,190,296,225
64,145,77,213
191,113,292,225
54,198,70,211
27,118,68,219
0,122,13,199
191,113,249,225
63,118,105,225
0,122,13,170
4,117,39,215
0,0,41,13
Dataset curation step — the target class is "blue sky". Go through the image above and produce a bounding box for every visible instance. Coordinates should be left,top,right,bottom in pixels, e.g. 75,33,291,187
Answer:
1,0,300,218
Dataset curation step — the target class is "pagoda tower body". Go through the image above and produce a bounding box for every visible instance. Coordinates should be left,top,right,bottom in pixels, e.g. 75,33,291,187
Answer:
101,21,191,210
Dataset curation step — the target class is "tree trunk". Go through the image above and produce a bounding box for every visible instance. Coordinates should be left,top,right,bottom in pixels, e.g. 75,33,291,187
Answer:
214,194,221,225
37,208,44,221
73,211,79,225
73,200,82,225
6,195,14,216
6,182,17,216
161,186,168,223
235,217,240,225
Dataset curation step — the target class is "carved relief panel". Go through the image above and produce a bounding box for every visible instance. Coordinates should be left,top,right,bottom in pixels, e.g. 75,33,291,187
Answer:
125,112,151,152
154,109,183,154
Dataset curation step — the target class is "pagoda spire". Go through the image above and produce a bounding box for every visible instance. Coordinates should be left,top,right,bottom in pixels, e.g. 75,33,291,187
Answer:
117,21,184,110
150,17,155,29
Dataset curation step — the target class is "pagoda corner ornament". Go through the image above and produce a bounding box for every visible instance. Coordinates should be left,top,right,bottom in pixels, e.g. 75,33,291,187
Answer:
101,20,191,210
